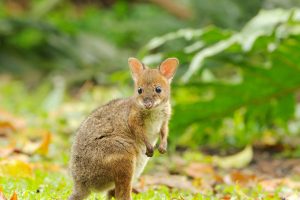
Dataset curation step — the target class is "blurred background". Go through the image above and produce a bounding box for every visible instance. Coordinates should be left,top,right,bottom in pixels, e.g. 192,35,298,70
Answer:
2,0,300,150
1,0,300,199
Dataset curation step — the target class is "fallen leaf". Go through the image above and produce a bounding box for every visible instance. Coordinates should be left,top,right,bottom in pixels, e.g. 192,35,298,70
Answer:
9,192,17,200
230,171,257,185
0,109,26,130
0,121,16,132
221,195,231,200
0,186,7,200
213,145,253,169
185,163,215,179
0,121,16,138
0,159,33,178
184,162,222,189
135,174,201,193
23,131,52,156
35,131,51,155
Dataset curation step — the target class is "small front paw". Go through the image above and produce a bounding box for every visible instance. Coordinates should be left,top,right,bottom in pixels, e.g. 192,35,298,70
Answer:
158,143,167,154
145,147,154,157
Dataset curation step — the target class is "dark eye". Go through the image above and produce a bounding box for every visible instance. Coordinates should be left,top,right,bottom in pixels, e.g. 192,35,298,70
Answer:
138,87,143,94
155,86,162,93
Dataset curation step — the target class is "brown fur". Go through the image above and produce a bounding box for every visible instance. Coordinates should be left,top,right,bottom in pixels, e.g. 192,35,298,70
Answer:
69,58,178,200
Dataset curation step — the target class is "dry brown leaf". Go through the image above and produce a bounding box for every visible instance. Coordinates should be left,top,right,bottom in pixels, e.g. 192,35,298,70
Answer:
221,195,231,200
185,163,215,179
230,171,257,185
0,121,16,132
9,192,17,200
184,162,223,189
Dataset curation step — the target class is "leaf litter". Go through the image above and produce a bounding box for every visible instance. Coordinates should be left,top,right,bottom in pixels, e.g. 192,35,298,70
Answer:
0,186,18,200
2,104,300,199
134,148,300,199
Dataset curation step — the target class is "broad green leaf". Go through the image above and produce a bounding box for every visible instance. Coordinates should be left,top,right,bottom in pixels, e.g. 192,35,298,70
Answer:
213,145,253,169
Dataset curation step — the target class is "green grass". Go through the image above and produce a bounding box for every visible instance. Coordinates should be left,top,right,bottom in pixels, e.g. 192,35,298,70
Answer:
0,168,289,200
1,170,71,200
1,169,192,200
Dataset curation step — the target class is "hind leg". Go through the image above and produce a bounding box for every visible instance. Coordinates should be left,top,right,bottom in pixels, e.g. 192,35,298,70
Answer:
69,182,90,200
114,158,134,200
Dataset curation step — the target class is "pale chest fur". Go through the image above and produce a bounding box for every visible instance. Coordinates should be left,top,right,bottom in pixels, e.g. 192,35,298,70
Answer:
134,108,168,179
145,109,165,145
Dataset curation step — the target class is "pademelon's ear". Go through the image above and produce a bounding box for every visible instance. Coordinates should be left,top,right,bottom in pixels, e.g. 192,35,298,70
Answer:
159,58,179,81
128,57,145,81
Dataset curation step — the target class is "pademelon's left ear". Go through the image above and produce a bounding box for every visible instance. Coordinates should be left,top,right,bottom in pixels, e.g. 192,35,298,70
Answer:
128,57,145,81
159,58,179,81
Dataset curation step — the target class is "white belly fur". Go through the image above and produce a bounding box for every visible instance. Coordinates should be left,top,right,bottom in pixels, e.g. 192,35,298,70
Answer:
134,110,164,179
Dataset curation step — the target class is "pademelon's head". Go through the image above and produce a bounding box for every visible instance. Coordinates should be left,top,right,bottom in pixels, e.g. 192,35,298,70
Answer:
128,57,179,110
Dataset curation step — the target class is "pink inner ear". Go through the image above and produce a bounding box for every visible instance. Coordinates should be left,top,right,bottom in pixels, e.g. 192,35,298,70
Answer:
161,66,175,77
131,61,141,73
129,58,144,77
160,59,178,79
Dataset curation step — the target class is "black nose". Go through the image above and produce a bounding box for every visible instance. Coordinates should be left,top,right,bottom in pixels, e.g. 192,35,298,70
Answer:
143,99,153,109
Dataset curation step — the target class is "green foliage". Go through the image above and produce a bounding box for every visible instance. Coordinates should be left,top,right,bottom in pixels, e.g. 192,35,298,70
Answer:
189,0,300,29
142,9,300,148
0,1,186,84
1,0,299,84
190,0,262,29
0,16,128,84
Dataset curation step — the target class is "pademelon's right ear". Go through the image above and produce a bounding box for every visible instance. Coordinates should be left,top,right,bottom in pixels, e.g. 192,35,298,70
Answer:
128,57,145,81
